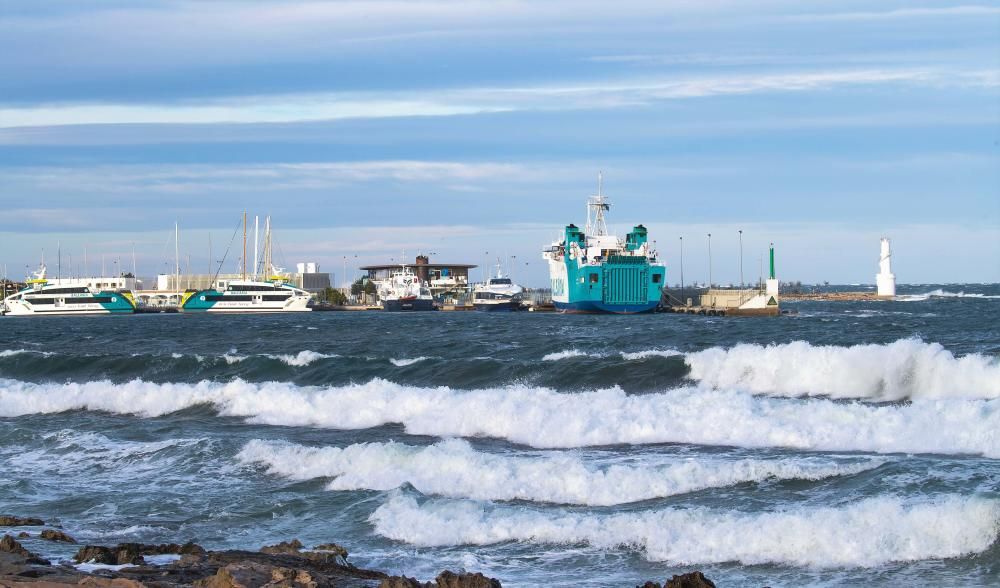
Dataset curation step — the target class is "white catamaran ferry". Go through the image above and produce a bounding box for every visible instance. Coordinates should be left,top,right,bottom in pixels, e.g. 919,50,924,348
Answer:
2,264,136,316
473,260,525,311
180,214,312,313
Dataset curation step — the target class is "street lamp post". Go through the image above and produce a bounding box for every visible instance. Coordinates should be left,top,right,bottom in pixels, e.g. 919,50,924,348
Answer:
707,233,712,288
679,236,684,293
738,229,744,288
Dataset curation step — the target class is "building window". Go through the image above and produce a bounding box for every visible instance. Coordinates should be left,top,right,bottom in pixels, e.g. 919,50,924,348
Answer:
589,273,599,283
652,274,662,283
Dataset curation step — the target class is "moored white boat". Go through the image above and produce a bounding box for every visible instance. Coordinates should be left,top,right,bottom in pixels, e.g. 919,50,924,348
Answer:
379,265,435,311
473,260,525,311
181,215,312,313
2,264,136,316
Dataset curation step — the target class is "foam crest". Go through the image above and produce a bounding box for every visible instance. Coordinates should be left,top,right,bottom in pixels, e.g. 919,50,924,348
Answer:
266,350,336,367
371,494,1000,568
3,378,998,456
620,349,683,361
898,289,1000,301
237,438,882,506
542,350,600,361
390,357,430,367
0,349,53,358
686,339,1000,400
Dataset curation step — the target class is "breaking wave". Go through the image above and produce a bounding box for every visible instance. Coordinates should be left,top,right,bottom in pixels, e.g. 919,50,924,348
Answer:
390,357,430,367
370,493,1000,568
265,350,337,367
0,349,54,358
2,378,999,456
685,339,1000,400
237,438,882,506
542,350,600,361
897,289,1000,301
620,349,683,361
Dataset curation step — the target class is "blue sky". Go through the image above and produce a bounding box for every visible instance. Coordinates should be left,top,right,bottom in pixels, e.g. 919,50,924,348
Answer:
1,0,998,286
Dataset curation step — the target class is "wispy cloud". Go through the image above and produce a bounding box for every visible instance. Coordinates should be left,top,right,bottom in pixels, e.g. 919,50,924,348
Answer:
786,5,1000,23
3,67,994,129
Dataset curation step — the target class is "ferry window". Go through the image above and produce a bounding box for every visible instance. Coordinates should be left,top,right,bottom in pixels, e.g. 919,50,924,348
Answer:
589,273,599,283
652,274,662,283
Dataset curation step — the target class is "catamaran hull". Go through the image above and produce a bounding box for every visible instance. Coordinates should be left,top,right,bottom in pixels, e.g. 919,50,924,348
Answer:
383,299,435,312
3,297,135,316
554,300,659,314
3,306,132,316
473,300,522,312
182,300,312,313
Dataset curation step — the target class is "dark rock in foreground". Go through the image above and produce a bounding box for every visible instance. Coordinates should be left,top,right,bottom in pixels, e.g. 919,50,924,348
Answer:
1,534,49,565
73,542,207,565
0,515,45,527
40,529,77,544
637,571,717,588
379,570,502,588
0,537,506,587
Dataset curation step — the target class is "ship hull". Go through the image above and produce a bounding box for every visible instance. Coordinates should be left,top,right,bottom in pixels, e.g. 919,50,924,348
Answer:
473,300,521,312
554,300,659,314
383,298,435,312
181,290,312,313
3,293,136,316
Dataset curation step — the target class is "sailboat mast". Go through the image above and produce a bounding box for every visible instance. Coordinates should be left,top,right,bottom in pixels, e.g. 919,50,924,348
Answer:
174,222,180,292
253,215,259,280
242,211,247,280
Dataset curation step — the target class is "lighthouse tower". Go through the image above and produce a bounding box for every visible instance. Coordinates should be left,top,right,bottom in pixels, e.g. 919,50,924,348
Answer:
876,237,896,297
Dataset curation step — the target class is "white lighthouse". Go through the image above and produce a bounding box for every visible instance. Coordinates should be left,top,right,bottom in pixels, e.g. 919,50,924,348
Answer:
876,237,896,297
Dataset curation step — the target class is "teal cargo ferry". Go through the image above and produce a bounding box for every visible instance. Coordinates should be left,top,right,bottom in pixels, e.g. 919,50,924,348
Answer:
543,176,665,314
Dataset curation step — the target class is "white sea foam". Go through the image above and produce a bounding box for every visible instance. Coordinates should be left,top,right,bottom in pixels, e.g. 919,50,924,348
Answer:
371,493,1000,568
620,349,683,361
170,353,184,359
222,353,247,365
3,378,999,456
685,339,1000,400
0,349,53,358
237,438,882,506
390,357,430,367
542,350,601,361
266,350,336,367
897,289,1000,301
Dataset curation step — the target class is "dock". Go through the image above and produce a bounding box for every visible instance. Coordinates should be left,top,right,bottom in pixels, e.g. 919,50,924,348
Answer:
662,287,781,317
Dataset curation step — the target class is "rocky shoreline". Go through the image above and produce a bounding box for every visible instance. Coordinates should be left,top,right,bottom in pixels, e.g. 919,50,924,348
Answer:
2,516,716,587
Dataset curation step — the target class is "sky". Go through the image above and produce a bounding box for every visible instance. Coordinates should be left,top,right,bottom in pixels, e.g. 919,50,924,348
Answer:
1,0,998,287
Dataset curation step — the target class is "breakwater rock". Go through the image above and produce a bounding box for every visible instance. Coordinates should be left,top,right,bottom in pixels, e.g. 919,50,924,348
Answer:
0,535,507,588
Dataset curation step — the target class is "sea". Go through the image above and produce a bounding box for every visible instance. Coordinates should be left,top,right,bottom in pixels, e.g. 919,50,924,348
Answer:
1,284,999,587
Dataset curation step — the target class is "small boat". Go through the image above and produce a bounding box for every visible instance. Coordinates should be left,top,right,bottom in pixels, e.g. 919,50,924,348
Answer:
379,265,435,311
473,260,525,311
1,263,136,316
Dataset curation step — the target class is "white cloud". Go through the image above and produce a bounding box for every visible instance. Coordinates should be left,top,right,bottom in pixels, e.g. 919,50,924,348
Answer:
786,5,1000,23
2,67,993,129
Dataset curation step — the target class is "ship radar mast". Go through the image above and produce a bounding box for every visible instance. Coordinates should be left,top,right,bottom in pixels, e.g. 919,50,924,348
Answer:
586,171,610,237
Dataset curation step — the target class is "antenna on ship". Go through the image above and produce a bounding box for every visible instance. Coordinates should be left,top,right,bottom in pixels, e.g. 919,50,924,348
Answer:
586,171,610,237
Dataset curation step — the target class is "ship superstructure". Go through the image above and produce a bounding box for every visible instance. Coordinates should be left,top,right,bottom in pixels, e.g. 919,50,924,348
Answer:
543,175,665,314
